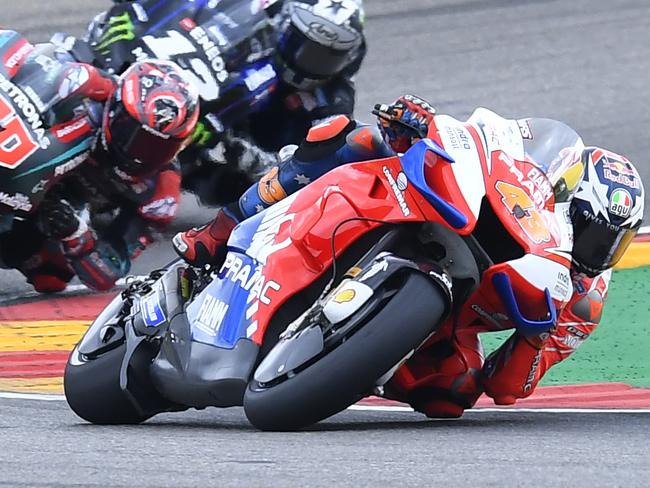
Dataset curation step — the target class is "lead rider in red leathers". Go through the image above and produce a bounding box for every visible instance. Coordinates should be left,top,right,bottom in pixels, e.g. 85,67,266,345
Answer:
173,95,645,416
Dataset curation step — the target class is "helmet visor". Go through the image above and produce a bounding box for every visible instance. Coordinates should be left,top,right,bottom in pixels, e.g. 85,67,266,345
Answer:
572,209,638,275
279,25,353,78
105,102,184,176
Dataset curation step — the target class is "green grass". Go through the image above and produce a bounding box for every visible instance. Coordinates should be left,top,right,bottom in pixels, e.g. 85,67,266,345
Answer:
480,266,650,387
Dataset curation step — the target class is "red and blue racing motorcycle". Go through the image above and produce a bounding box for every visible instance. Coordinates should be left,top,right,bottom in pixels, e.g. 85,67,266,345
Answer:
64,109,582,430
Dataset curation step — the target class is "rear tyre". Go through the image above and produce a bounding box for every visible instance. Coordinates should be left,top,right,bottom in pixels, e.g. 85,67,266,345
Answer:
244,272,447,431
64,341,169,424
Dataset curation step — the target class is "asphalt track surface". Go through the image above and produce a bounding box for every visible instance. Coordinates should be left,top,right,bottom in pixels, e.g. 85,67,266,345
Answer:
2,0,650,486
1,397,649,487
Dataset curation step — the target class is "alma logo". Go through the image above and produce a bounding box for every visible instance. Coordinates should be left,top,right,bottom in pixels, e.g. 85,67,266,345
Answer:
609,189,632,218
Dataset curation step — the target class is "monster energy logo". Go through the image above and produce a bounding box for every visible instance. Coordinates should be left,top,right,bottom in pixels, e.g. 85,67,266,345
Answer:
96,12,135,54
191,122,213,147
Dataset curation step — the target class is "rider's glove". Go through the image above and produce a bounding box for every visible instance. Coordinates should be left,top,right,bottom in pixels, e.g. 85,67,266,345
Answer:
38,199,81,240
38,200,95,257
373,94,436,153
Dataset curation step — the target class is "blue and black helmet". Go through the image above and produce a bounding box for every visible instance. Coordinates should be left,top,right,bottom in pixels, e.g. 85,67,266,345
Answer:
570,147,644,276
275,0,365,89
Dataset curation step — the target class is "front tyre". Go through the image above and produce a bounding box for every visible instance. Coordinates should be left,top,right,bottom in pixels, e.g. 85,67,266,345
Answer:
243,272,448,431
64,341,169,424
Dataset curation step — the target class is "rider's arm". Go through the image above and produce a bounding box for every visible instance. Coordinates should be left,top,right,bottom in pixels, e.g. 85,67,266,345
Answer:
42,165,181,291
481,271,612,404
232,116,392,219
105,166,183,268
231,94,435,218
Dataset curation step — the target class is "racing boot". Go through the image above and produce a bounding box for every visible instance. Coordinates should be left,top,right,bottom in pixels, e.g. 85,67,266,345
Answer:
172,208,238,268
20,244,75,294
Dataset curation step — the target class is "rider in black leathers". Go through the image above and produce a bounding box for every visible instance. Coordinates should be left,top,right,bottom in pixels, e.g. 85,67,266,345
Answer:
0,31,199,292
58,0,367,206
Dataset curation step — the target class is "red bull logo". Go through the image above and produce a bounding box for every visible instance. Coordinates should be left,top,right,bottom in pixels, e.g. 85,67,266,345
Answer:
603,159,635,177
594,151,640,189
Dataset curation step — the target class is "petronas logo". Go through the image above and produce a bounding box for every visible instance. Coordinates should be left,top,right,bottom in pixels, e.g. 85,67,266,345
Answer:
96,12,135,54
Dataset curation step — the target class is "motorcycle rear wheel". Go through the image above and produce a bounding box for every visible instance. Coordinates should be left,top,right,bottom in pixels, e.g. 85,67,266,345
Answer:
243,272,447,431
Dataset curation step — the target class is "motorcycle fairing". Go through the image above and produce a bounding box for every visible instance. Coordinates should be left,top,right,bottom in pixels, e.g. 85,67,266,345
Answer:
89,0,279,119
186,251,265,349
240,153,457,346
190,148,462,350
183,194,302,349
140,291,167,328
399,139,468,231
427,114,487,229
0,45,97,216
174,118,572,405
454,111,574,333
392,112,576,394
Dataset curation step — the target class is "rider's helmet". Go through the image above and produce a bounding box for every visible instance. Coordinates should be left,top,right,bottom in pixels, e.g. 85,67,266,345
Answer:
275,0,365,89
571,147,645,276
101,60,199,177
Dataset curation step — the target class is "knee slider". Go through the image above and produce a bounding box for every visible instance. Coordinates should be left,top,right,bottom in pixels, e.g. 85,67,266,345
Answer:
345,125,387,157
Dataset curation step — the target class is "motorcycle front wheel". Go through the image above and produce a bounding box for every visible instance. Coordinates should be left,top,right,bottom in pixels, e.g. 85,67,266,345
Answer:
64,340,171,425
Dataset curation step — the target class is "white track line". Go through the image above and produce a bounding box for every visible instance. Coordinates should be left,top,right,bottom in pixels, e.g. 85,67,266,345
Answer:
2,392,649,413
3,275,148,300
0,392,66,401
639,226,650,235
57,275,149,294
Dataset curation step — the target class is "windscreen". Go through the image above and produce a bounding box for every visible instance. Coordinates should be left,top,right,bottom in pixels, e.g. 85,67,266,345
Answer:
521,118,586,203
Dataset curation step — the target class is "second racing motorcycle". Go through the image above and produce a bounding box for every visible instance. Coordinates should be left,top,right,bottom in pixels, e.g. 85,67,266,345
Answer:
80,0,282,204
64,109,583,430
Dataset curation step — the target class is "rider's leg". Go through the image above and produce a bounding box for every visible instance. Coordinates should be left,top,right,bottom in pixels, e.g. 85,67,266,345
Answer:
386,324,485,418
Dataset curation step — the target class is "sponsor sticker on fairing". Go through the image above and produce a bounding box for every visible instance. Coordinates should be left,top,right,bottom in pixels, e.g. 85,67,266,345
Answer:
244,63,276,92
333,288,355,303
0,73,51,149
0,191,32,212
323,280,374,324
54,151,89,176
3,39,32,73
140,292,166,327
383,166,411,216
188,26,229,83
195,294,230,337
54,117,92,143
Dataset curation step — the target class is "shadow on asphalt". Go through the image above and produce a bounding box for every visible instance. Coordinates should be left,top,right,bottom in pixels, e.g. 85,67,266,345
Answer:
66,410,554,433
